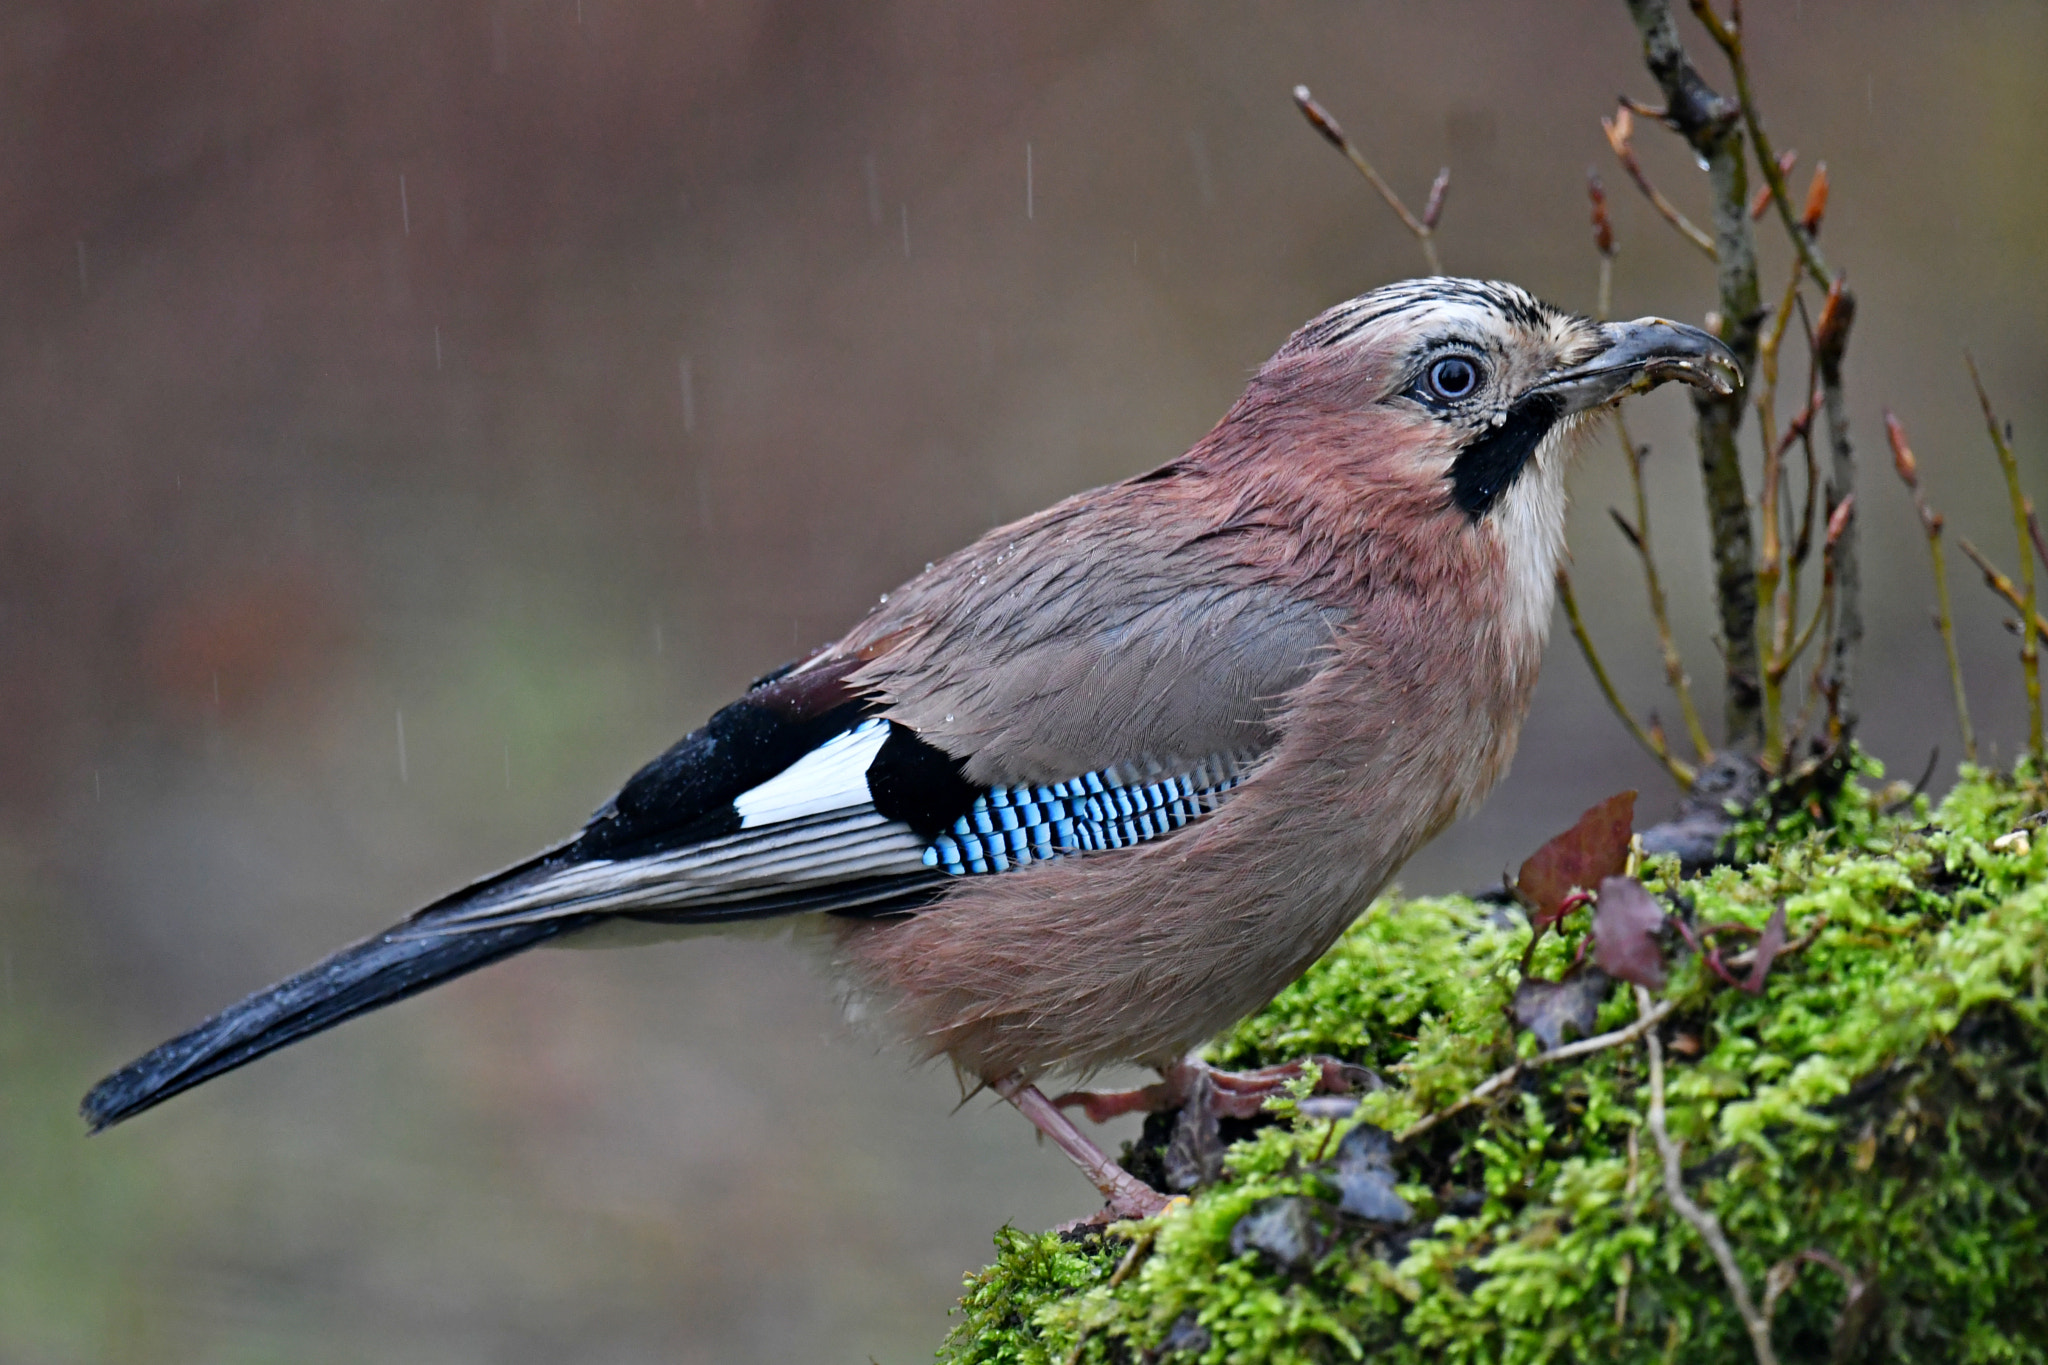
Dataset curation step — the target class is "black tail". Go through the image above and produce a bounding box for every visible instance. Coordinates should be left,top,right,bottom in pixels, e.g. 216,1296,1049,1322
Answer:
82,866,597,1132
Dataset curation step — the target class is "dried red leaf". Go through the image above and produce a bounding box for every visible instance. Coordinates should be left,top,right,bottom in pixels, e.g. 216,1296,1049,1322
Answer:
1741,903,1789,994
1516,791,1637,928
1593,875,1668,989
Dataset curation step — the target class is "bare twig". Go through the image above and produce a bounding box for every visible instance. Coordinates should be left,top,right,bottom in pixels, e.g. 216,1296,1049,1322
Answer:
1887,411,1976,764
1956,539,2048,644
1752,256,1806,764
1588,169,1617,322
1581,174,1709,760
1813,277,1861,743
1623,0,1763,747
1968,355,2041,754
1691,0,1834,288
1294,86,1444,273
1614,417,1714,762
1559,568,1698,787
1601,106,1717,258
1636,983,1778,1365
1396,996,1676,1145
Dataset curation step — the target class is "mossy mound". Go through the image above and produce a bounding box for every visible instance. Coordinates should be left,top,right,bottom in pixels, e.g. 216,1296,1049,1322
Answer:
941,766,2048,1364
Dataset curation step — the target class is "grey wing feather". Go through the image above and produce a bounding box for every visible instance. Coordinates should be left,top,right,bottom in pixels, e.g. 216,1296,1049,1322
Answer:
841,498,1342,785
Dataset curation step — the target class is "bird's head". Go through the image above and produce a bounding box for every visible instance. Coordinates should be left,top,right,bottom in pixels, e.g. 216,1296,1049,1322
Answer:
1211,277,1739,644
1262,276,1738,515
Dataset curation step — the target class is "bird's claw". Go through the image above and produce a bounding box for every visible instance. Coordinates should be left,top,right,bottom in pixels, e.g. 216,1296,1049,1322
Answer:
1053,1054,1379,1123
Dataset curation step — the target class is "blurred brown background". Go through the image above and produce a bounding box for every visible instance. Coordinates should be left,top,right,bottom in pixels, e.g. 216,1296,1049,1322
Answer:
1,2,2043,1360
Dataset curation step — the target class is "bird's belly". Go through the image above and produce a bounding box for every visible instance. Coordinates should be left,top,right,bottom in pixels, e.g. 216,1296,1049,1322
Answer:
830,813,1401,1083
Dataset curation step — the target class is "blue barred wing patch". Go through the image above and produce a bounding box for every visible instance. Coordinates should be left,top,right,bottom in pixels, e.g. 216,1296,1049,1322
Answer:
922,752,1256,876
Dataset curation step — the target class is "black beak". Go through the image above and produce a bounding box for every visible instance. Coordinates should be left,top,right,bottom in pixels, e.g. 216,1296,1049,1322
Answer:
1534,317,1742,414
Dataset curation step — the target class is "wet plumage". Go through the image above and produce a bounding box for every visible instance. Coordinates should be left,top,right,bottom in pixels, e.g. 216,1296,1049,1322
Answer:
83,277,1737,1214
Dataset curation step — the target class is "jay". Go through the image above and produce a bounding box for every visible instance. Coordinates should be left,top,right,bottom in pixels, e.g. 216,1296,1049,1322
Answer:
83,278,1736,1218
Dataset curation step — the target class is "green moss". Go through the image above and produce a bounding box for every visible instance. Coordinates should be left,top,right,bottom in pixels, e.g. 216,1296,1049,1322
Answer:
940,767,2048,1364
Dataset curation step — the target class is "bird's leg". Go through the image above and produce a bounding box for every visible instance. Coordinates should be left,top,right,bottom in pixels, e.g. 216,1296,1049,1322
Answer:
1052,1055,1379,1123
993,1074,1171,1220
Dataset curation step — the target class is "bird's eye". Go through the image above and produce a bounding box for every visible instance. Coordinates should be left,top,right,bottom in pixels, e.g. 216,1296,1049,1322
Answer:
1425,355,1483,401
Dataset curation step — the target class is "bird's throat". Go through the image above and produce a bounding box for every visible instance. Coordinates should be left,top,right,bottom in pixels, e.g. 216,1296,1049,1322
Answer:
1448,393,1562,519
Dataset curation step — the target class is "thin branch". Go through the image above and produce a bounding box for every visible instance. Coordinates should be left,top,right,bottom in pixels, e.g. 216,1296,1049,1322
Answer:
1396,996,1676,1145
1559,568,1698,787
1601,106,1717,258
1623,0,1763,748
1968,355,2041,754
1636,984,1779,1365
1614,415,1715,761
1957,538,2048,644
1752,255,1805,764
1588,169,1617,322
1886,411,1976,764
1690,0,1834,288
1813,276,1862,743
1770,584,1827,686
1294,86,1443,273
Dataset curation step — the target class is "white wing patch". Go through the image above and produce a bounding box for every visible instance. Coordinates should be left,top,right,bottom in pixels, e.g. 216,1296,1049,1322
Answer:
733,717,891,828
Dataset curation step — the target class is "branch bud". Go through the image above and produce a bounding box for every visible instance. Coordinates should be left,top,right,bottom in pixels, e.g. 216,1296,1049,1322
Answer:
1292,86,1347,151
1826,493,1856,550
1815,275,1853,362
1422,166,1451,229
1800,162,1830,236
1587,170,1615,256
1750,149,1797,220
1884,410,1919,489
1603,106,1633,157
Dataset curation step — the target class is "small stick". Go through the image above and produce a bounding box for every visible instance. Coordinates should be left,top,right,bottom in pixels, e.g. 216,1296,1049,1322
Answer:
1559,568,1698,787
1396,997,1675,1145
1691,0,1832,289
1968,355,2041,754
1813,277,1862,743
1956,539,2048,642
1294,86,1443,273
1751,257,1803,764
1601,106,1717,259
1636,984,1779,1365
1614,416,1714,762
1588,169,1616,323
1886,412,1976,764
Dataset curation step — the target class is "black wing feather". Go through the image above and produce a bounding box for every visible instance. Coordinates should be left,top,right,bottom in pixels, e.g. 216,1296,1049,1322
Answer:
81,657,984,1130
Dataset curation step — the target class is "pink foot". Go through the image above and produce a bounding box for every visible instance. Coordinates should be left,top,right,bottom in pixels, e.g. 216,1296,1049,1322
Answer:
994,1075,1172,1220
1050,1055,1381,1195
1052,1055,1378,1123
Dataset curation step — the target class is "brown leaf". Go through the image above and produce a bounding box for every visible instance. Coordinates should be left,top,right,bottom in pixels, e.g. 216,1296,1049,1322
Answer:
1516,791,1637,927
1593,875,1667,989
1741,903,1789,995
1511,967,1611,1050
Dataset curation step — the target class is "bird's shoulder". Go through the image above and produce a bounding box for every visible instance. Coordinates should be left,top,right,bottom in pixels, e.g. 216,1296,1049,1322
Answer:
837,475,1347,786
